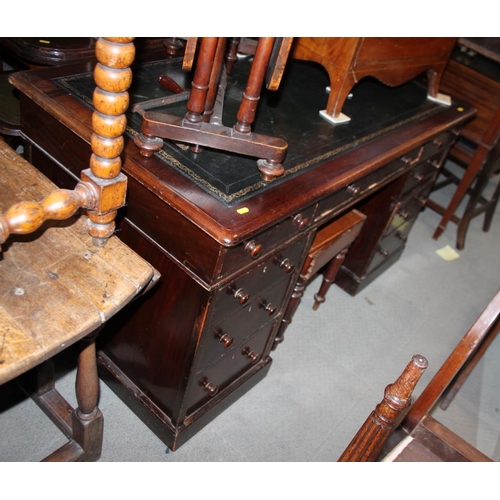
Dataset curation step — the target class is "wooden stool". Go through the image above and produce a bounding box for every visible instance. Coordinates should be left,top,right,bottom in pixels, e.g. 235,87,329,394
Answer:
273,209,366,349
339,287,500,462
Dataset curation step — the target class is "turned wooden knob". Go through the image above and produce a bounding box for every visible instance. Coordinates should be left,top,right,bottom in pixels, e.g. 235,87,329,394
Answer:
398,210,409,220
260,299,276,315
396,231,408,242
346,184,361,196
242,347,259,363
245,240,263,258
217,332,234,348
233,288,250,304
279,257,295,274
201,380,218,396
292,213,309,230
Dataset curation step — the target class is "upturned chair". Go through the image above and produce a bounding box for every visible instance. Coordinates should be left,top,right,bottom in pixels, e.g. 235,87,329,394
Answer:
0,37,158,461
339,287,500,462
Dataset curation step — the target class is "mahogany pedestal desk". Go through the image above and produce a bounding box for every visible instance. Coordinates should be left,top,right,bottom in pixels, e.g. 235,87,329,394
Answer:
9,56,474,450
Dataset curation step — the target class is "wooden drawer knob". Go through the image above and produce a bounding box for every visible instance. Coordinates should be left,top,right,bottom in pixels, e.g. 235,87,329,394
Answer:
245,240,263,258
260,299,276,315
279,257,295,274
292,213,309,230
201,380,218,396
242,347,259,363
233,288,250,304
378,247,390,257
217,332,234,348
398,210,409,220
346,184,361,196
396,231,408,242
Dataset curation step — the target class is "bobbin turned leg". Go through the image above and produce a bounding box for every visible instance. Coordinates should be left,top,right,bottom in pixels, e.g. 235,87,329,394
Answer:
86,37,135,246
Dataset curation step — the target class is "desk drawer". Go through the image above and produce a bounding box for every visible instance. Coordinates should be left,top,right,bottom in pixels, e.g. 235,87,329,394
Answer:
197,278,290,369
400,129,458,168
315,157,407,224
321,129,455,225
186,324,272,415
210,236,307,326
217,205,315,281
401,151,444,196
367,226,411,276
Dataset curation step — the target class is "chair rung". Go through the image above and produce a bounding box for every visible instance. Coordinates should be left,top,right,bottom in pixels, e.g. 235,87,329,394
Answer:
41,440,85,462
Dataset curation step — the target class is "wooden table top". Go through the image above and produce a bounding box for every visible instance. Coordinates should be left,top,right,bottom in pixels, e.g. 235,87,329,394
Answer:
10,58,475,246
0,140,156,385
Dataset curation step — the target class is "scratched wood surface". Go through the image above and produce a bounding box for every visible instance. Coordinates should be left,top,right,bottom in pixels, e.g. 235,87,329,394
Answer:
0,139,155,385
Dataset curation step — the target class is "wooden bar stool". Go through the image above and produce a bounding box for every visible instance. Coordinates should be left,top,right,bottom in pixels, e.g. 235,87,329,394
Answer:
339,287,500,462
0,38,158,461
273,209,366,349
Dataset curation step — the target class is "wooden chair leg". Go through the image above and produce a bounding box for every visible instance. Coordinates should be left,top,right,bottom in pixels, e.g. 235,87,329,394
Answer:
432,145,488,241
483,173,500,232
455,165,492,249
71,330,104,462
313,249,347,310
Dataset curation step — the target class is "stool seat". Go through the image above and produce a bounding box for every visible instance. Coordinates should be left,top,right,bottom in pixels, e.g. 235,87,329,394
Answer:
0,141,156,385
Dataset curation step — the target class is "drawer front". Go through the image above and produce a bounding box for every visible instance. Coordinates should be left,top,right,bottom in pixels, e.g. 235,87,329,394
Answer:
315,129,457,227
388,193,427,235
401,151,444,195
400,129,458,168
386,176,435,235
217,205,316,281
210,236,308,326
315,156,407,225
185,324,273,415
196,278,291,369
368,216,418,274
